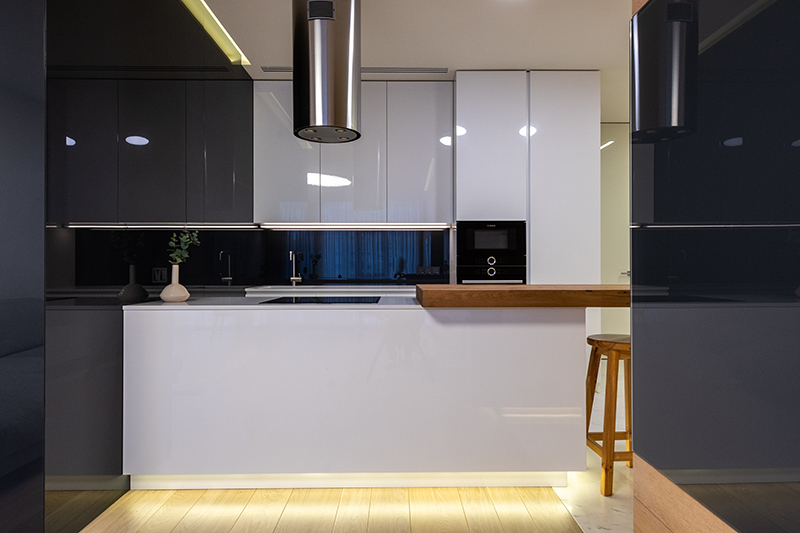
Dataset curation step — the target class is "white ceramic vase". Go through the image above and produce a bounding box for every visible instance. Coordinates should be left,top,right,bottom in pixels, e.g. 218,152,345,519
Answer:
160,264,190,302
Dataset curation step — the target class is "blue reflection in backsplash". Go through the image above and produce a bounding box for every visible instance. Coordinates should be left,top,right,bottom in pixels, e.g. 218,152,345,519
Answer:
70,229,449,288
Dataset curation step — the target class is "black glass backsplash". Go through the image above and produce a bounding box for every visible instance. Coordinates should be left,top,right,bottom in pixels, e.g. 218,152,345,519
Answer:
72,230,449,287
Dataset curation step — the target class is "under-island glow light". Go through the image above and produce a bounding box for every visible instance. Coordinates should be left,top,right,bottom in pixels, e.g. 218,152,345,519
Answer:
180,0,250,65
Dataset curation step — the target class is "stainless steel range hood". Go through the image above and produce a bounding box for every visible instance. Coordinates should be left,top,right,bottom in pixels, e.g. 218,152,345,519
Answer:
292,0,361,143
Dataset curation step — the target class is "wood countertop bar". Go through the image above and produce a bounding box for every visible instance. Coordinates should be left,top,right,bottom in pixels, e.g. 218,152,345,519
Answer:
416,284,631,308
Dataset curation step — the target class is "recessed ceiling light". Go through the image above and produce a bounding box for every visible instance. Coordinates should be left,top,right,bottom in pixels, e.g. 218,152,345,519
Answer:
456,126,467,136
126,136,150,146
66,136,76,146
722,137,743,147
439,136,452,146
518,126,537,137
307,172,352,187
600,141,614,150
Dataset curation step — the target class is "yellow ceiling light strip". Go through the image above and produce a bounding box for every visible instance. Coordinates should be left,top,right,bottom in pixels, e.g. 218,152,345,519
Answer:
180,0,251,65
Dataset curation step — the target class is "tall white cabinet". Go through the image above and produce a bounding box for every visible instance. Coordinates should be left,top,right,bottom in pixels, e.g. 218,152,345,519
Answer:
528,71,600,284
254,80,453,224
455,71,528,221
454,70,601,284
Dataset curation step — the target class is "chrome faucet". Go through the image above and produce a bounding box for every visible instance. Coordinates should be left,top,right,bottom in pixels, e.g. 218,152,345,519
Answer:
289,250,303,286
219,250,233,286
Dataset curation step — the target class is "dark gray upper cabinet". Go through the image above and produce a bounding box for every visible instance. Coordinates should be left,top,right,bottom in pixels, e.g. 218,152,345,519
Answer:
47,79,253,225
47,79,118,223
187,81,254,223
118,80,187,223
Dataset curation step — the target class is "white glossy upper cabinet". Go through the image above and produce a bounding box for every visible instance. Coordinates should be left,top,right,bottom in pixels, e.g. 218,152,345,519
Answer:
528,71,601,284
320,82,387,222
387,82,453,223
455,71,528,221
253,81,320,223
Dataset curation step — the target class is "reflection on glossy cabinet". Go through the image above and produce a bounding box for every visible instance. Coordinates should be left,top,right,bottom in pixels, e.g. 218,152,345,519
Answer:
118,80,187,223
47,79,119,224
455,71,528,221
387,82,453,223
253,80,321,222
320,81,387,222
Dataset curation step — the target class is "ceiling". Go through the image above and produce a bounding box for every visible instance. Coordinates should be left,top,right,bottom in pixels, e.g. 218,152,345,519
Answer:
205,0,633,122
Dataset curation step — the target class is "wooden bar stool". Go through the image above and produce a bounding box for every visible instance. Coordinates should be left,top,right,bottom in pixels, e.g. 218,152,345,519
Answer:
586,333,632,496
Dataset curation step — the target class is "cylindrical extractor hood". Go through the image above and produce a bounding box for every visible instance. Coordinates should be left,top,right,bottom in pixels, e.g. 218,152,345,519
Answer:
292,0,361,143
630,0,698,144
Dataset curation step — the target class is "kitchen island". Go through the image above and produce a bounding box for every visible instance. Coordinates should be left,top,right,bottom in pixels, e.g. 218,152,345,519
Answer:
123,285,629,489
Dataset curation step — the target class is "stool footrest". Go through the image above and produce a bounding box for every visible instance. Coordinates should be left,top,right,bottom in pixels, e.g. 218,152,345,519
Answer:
588,431,630,441
587,438,633,462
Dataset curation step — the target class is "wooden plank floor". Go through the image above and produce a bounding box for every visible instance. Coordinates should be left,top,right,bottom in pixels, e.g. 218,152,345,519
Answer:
80,487,582,533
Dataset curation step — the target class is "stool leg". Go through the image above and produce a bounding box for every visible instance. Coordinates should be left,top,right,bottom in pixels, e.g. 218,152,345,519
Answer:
586,346,602,432
601,351,620,496
624,356,633,468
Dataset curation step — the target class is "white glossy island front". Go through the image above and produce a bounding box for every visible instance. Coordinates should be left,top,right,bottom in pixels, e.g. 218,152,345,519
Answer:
123,296,586,488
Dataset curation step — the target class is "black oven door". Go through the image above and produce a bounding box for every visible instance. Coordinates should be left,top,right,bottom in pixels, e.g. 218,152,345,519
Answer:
456,221,527,283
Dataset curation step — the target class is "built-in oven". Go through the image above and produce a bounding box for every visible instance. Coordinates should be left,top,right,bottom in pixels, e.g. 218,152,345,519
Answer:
456,221,526,283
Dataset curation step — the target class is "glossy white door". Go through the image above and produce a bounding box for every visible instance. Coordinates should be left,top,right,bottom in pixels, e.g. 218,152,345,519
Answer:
320,81,387,222
253,81,320,222
455,71,528,221
528,71,601,284
387,82,453,223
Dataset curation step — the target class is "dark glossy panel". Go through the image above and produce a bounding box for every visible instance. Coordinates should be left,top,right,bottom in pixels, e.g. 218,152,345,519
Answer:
47,79,118,224
45,307,123,475
632,226,800,301
186,81,254,223
631,0,800,484
632,0,800,225
0,0,45,528
203,81,254,222
186,81,206,222
632,306,800,471
118,81,187,222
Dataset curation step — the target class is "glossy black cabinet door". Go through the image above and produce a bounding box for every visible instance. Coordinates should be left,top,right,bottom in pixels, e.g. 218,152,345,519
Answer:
47,79,118,224
118,80,186,223
187,81,254,222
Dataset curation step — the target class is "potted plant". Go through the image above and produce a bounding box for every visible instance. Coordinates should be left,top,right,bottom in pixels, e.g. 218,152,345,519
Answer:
160,229,200,302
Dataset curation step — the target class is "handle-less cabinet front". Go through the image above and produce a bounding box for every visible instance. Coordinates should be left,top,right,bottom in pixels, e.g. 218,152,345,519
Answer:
455,71,528,221
47,79,119,224
320,82,387,222
387,82,453,223
118,81,187,223
253,80,321,222
187,81,254,223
